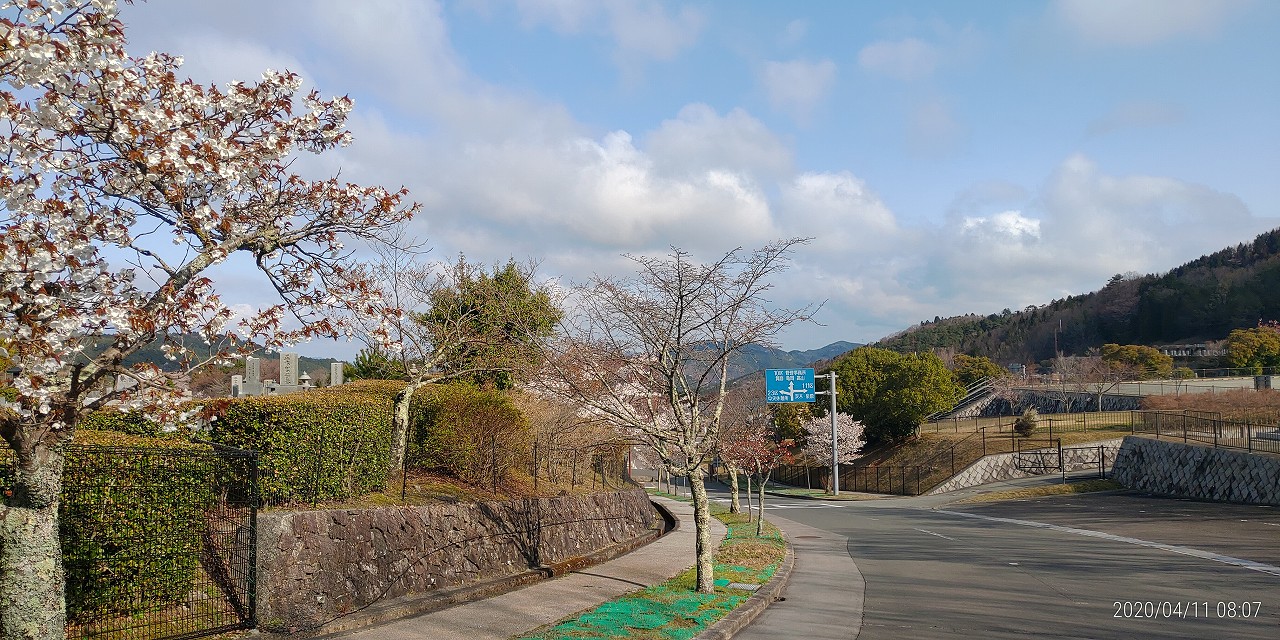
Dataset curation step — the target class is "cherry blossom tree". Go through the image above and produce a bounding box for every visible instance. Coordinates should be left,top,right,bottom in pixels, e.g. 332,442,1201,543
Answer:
721,421,793,536
0,2,417,635
715,376,768,514
539,240,815,593
801,412,865,492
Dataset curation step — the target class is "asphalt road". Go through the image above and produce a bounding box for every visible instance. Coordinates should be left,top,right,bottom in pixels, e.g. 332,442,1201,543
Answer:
713,487,1280,639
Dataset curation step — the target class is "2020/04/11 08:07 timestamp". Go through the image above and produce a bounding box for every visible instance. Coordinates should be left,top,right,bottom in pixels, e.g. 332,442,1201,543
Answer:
1114,601,1263,619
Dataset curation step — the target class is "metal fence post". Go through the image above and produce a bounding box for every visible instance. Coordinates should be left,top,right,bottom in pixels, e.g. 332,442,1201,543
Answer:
247,450,260,629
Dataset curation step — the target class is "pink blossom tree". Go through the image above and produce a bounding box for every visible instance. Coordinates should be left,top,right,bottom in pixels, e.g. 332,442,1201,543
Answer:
721,421,793,536
801,412,866,492
0,2,417,634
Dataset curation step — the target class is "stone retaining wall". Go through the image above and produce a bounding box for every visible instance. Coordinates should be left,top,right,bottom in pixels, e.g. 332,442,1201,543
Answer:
1110,436,1280,505
927,439,1124,495
980,391,1142,417
256,489,662,633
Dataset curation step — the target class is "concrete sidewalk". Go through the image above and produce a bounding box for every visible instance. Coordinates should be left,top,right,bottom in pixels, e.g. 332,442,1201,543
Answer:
730,514,864,640
330,496,726,640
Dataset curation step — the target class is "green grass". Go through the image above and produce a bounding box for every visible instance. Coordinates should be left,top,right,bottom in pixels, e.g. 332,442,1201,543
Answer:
519,497,786,640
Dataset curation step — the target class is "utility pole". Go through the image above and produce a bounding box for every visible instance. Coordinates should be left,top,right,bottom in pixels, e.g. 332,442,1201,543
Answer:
817,372,839,495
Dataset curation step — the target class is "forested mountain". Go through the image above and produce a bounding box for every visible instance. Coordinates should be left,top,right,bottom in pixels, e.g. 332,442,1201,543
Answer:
726,341,862,382
876,227,1280,366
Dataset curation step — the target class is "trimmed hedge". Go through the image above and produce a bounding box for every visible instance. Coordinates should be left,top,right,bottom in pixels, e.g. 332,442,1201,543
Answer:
78,409,162,436
60,431,215,623
204,380,401,505
409,383,531,487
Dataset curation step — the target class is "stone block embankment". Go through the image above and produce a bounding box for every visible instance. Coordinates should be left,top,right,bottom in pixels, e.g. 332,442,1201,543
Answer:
1110,436,1280,506
928,439,1124,495
256,489,662,633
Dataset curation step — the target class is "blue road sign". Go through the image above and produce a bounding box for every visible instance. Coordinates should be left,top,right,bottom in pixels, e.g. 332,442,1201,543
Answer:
764,368,815,403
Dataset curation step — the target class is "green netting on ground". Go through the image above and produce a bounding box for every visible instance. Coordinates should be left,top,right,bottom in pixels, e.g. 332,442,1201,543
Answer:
522,588,747,639
521,496,785,639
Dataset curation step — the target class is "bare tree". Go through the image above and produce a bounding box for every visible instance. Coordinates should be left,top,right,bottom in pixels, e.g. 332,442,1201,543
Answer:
539,240,816,593
1054,353,1134,412
353,227,561,482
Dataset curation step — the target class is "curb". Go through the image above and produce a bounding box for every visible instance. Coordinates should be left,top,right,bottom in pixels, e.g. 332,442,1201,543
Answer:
693,542,795,640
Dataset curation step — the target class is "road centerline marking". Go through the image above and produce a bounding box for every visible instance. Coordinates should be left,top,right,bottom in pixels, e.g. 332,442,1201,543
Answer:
912,527,957,541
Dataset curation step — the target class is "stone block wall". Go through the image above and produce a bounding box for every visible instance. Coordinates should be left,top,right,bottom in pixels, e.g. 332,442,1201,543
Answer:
1110,436,1280,506
928,439,1123,495
979,391,1142,417
256,489,662,632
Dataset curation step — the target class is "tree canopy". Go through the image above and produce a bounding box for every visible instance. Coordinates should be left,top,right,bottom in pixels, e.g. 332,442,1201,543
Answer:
952,353,1005,387
1226,322,1280,372
1100,343,1173,379
828,347,962,445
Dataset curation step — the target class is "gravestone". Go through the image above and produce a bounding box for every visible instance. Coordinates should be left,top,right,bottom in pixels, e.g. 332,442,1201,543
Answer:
280,353,300,386
331,362,344,386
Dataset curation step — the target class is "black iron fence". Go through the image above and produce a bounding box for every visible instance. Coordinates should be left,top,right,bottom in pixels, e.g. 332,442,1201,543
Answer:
1131,410,1280,455
772,462,945,497
924,411,1136,434
0,442,258,640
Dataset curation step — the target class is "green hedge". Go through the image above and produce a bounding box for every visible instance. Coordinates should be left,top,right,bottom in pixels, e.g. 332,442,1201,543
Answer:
78,409,163,436
205,380,400,504
409,383,531,487
61,431,215,623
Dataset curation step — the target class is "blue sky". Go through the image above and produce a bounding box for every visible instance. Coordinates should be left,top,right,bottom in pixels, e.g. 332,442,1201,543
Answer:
117,0,1279,358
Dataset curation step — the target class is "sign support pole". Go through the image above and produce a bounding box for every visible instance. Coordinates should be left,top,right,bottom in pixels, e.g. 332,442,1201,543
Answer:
828,372,839,495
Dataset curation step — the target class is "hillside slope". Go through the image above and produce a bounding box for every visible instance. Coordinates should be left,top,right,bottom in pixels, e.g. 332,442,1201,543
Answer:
876,227,1280,364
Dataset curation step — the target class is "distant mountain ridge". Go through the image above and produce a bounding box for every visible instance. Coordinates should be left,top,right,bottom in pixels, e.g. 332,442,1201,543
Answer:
85,334,339,375
727,341,861,381
875,227,1280,365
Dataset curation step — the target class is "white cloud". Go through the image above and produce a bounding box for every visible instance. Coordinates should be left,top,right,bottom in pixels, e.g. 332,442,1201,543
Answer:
921,154,1273,316
778,172,898,253
961,211,1041,241
758,58,838,123
514,0,704,62
1054,0,1255,47
857,37,939,81
644,104,793,180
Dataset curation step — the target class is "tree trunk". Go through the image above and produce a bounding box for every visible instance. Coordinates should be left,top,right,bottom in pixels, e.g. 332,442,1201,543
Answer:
745,475,753,520
1,439,68,640
756,472,769,537
688,472,715,593
727,464,741,514
388,380,427,483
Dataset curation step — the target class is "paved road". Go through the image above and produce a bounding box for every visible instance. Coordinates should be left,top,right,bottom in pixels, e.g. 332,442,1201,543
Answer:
714,486,1280,639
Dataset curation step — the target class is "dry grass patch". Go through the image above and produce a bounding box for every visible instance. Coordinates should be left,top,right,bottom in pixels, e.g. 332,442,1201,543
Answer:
1144,389,1280,423
953,479,1124,504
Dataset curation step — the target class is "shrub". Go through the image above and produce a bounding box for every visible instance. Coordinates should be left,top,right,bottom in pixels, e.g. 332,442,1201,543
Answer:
409,383,531,488
204,380,401,504
1014,408,1038,437
59,431,215,623
79,409,163,436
